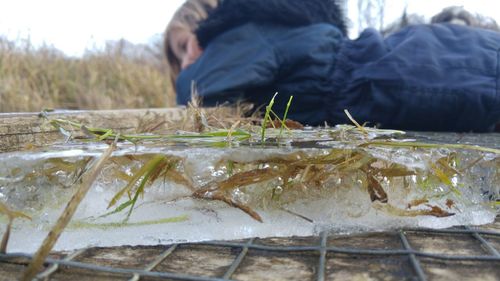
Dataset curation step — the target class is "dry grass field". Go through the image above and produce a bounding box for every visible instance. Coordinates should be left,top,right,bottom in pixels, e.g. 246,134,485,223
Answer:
0,37,175,113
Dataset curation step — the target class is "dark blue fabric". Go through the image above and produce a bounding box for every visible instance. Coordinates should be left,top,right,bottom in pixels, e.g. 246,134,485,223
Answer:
177,23,500,132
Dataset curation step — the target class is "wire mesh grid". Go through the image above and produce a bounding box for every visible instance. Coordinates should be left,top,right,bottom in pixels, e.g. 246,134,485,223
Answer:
0,219,499,281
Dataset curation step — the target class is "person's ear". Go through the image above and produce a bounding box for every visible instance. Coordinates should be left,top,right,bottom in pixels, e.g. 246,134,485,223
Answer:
182,36,203,69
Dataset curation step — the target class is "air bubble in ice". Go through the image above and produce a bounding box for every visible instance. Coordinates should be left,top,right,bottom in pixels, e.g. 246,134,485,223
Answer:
274,186,283,195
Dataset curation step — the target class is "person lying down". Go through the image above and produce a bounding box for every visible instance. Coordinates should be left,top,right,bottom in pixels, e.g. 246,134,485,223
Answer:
165,0,500,132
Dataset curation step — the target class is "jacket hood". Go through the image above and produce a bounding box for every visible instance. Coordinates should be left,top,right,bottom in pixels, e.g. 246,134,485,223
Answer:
195,0,347,48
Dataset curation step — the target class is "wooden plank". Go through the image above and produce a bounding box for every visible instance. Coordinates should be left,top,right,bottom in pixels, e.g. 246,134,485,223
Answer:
0,108,189,152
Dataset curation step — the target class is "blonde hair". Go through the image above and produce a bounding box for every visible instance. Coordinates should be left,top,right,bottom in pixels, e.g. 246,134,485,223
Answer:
164,0,218,92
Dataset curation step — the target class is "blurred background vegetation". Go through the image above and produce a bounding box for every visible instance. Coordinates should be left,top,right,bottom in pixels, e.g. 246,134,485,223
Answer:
1,0,497,113
0,36,173,113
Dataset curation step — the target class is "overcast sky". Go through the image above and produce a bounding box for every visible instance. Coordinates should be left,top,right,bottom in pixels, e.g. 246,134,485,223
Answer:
0,0,184,56
0,0,499,57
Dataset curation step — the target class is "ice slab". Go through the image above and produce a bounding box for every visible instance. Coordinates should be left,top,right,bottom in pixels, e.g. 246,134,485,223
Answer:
0,129,498,253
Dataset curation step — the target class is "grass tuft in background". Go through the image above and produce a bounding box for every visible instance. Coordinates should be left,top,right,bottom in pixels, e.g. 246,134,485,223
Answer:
0,37,174,112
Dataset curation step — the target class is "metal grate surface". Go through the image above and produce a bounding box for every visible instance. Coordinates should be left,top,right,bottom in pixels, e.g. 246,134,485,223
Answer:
1,219,499,281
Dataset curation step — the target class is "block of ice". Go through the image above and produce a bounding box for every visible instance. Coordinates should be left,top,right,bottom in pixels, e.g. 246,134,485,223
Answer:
0,129,498,253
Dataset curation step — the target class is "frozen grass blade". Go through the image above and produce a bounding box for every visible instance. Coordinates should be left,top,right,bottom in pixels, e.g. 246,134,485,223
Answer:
99,200,134,219
374,202,455,217
361,140,500,154
72,215,189,230
261,92,278,143
125,163,159,222
278,95,294,140
344,109,368,136
107,155,167,209
431,163,461,196
0,202,31,253
97,129,114,141
106,154,187,221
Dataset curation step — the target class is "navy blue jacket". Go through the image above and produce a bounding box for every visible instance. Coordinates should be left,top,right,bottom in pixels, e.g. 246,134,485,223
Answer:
177,23,500,132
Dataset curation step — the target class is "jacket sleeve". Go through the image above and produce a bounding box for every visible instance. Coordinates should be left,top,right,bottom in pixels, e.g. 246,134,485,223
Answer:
176,24,279,106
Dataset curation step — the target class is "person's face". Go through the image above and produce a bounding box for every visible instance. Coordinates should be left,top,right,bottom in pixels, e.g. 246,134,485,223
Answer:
169,28,203,70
